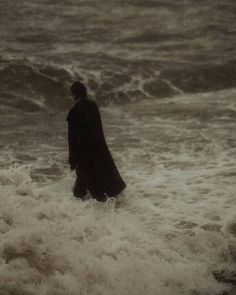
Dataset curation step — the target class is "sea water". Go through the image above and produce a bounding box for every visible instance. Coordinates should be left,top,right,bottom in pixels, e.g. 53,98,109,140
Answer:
0,1,236,294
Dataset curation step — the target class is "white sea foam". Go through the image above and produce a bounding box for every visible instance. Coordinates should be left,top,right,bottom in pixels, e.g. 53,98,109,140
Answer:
0,163,234,295
1,89,236,294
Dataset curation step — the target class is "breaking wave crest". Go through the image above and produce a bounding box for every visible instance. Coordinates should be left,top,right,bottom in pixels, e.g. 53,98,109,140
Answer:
0,62,72,113
1,58,236,115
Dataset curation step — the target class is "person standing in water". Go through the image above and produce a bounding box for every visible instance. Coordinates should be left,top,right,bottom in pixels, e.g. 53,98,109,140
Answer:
66,81,126,202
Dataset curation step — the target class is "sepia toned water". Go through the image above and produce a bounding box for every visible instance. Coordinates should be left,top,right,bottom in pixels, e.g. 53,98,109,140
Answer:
0,1,236,294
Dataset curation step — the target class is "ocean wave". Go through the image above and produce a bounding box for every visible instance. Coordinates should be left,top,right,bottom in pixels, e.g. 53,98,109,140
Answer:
162,60,236,93
0,61,73,113
1,58,236,114
118,32,188,43
0,60,179,113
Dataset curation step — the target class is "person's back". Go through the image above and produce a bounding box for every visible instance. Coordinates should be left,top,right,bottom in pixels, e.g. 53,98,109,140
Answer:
67,81,126,202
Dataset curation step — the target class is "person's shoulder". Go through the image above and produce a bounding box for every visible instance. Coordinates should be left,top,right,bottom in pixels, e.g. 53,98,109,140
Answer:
86,98,98,106
66,101,80,121
85,99,99,110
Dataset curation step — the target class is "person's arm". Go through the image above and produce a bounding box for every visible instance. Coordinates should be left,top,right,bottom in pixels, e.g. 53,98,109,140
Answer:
68,119,78,170
88,102,106,144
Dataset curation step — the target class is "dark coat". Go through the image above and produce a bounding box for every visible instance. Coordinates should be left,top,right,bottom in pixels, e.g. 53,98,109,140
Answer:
66,98,126,198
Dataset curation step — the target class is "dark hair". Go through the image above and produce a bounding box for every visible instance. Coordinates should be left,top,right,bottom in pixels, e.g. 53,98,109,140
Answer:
70,81,87,100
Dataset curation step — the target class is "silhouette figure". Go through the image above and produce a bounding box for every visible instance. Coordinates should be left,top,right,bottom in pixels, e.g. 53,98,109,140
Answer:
66,81,126,202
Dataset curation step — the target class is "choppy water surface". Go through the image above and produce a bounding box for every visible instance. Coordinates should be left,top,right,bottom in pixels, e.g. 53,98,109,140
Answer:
1,0,236,111
0,1,236,294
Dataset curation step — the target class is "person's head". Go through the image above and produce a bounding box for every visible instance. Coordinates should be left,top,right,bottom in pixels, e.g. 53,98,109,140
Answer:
70,81,87,101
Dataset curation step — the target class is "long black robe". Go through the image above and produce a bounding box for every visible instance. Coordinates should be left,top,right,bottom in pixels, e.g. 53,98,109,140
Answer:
66,98,126,198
